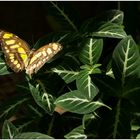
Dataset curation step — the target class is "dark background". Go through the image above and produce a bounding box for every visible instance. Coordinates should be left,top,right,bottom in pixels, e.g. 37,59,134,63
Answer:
0,2,140,44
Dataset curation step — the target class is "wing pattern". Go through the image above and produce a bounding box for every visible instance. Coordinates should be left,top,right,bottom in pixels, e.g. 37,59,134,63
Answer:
0,30,63,76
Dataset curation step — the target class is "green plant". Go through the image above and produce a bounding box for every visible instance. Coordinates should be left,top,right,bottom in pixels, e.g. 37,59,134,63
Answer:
0,2,140,139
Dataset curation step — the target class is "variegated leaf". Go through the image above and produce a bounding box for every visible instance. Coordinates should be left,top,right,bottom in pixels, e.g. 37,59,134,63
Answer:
52,66,79,84
2,120,19,139
55,90,109,114
64,125,87,139
29,83,55,115
79,38,103,65
76,69,99,100
92,23,127,38
112,36,140,84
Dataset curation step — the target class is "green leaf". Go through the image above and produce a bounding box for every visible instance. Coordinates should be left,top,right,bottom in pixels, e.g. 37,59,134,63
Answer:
29,82,55,115
0,96,29,120
104,9,124,25
80,64,101,74
106,60,115,78
98,100,131,138
46,2,78,31
14,132,53,139
80,10,124,34
91,23,127,38
112,36,140,85
83,113,100,138
2,120,19,139
64,125,87,139
52,66,79,84
76,69,99,100
16,118,36,132
91,74,122,97
136,134,140,139
122,79,140,112
27,104,43,117
55,90,109,114
82,113,97,129
123,78,140,98
0,58,11,75
106,68,114,78
52,55,80,84
131,124,140,131
79,38,103,65
34,31,80,49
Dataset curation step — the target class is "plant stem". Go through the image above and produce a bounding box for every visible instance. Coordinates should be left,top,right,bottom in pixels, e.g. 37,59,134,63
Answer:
50,1,78,32
36,80,46,93
47,115,55,135
117,1,121,10
113,99,121,138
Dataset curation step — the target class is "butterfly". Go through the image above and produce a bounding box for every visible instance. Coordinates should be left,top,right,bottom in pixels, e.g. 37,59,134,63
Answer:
0,30,63,76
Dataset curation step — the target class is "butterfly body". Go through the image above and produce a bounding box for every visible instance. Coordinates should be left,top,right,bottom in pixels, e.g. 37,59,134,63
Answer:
0,30,62,76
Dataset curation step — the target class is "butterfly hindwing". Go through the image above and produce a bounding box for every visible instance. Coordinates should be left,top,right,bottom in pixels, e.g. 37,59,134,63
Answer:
0,31,30,72
26,43,62,75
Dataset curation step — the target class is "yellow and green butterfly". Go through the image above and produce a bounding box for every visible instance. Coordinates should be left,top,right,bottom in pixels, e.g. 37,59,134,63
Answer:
0,30,63,76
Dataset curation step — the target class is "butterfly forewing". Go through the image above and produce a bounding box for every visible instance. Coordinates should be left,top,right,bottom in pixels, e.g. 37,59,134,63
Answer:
0,31,30,72
26,43,63,76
